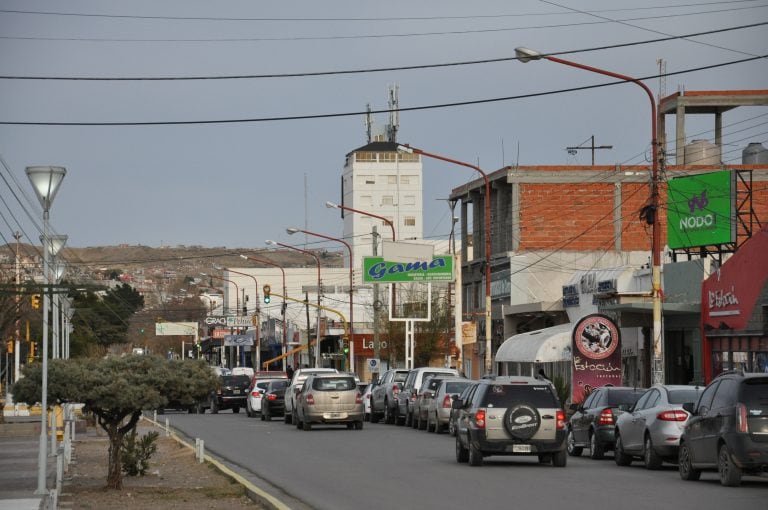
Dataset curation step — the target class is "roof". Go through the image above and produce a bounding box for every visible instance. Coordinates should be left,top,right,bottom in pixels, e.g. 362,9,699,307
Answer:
495,323,573,363
346,141,401,156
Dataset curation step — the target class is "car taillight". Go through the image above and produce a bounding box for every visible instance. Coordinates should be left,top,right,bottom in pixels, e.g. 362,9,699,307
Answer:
442,395,452,408
267,394,277,401
306,394,315,406
251,391,260,397
657,410,688,421
392,384,400,396
736,403,749,433
556,409,566,430
597,408,614,425
475,409,486,429
356,392,363,404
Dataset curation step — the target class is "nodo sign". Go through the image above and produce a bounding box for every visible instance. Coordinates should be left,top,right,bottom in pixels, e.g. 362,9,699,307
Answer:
362,255,454,283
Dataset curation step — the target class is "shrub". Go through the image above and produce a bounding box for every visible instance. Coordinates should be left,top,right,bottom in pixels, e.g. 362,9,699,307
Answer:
121,429,159,476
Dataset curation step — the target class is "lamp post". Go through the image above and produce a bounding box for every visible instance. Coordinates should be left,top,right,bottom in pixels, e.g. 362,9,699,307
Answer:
51,253,67,359
201,272,240,367
223,266,263,371
397,144,494,376
287,227,355,373
239,254,289,368
325,200,396,241
514,46,663,385
266,240,322,368
26,165,66,496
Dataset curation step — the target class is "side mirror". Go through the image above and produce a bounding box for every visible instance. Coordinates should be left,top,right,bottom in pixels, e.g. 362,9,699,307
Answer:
682,402,695,414
451,399,463,410
569,403,580,412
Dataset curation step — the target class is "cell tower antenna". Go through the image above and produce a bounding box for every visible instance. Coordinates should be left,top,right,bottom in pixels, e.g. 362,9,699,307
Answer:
365,103,373,143
656,58,667,101
387,84,400,143
565,135,612,166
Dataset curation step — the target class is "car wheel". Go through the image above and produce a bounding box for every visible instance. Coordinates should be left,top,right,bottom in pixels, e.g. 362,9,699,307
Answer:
644,435,663,470
246,403,253,418
468,441,483,467
302,419,311,431
232,406,240,414
417,412,426,430
210,398,219,415
371,404,380,424
449,418,456,437
284,410,292,424
405,408,413,427
260,411,265,421
355,421,364,430
383,400,394,425
295,413,303,429
567,429,583,457
263,409,271,422
455,436,469,463
395,406,405,426
718,443,742,487
589,432,604,460
678,441,701,481
614,435,632,466
552,449,567,468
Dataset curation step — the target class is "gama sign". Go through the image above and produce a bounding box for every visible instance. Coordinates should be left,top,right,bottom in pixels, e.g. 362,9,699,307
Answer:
362,255,454,283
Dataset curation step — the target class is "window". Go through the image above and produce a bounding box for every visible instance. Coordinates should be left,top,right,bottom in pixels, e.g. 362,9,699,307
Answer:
404,195,416,205
379,152,397,162
398,152,420,162
404,216,416,226
355,152,376,162
633,391,652,411
401,175,419,185
381,195,394,206
360,195,373,207
387,175,397,184
400,175,410,185
711,379,738,410
357,174,375,185
696,381,720,413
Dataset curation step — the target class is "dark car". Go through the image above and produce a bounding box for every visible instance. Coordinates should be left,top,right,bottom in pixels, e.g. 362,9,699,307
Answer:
198,374,250,414
453,377,568,467
567,386,645,459
449,383,478,436
260,379,291,421
678,370,768,486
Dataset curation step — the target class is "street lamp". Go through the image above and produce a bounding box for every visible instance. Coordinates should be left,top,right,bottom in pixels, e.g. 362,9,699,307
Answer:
287,227,355,373
266,240,323,368
201,272,240,368
222,266,263,370
397,144,494,376
26,165,66,496
514,46,663,384
325,201,396,241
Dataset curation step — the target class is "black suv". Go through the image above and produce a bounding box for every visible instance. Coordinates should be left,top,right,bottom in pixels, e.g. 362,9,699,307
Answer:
678,371,768,486
567,386,645,459
453,377,567,467
198,374,250,414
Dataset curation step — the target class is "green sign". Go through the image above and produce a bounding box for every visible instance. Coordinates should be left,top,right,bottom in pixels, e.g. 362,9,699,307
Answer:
667,170,735,249
362,256,454,283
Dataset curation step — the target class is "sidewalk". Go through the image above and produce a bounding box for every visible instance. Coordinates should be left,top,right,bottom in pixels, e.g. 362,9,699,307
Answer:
0,416,55,510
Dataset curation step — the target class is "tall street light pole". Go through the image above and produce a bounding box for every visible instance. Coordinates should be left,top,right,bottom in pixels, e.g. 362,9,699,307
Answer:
239,254,288,368
221,267,262,370
325,201,396,241
202,272,239,367
266,240,322,368
26,165,66,496
515,46,663,385
397,144,494,376
287,227,355,373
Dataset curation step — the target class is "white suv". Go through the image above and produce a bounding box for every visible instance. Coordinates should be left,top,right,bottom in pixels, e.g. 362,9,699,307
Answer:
283,367,338,424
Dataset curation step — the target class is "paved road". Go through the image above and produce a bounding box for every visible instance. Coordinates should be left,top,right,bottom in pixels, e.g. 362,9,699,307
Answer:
165,411,767,510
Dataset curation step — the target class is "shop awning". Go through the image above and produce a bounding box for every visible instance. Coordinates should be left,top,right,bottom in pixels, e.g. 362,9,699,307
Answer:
495,323,573,363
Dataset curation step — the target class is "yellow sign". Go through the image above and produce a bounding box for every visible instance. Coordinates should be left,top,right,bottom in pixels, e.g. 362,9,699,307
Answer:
461,321,477,345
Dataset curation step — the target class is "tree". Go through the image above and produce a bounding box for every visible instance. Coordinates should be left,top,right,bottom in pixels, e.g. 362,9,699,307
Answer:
12,355,218,489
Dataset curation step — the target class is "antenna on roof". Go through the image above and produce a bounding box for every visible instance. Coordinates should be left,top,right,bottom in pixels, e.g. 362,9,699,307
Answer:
365,103,373,143
387,84,399,143
565,135,613,166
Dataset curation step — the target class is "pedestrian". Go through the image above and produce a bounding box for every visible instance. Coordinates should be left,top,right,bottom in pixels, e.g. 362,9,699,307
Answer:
286,365,295,379
537,368,550,381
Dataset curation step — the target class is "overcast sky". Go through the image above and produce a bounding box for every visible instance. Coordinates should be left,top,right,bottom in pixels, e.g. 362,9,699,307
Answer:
1,0,766,253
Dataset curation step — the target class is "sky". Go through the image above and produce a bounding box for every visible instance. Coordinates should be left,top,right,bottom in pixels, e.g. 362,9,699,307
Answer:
0,0,766,254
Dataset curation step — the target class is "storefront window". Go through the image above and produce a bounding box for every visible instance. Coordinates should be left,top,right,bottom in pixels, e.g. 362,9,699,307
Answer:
712,337,768,377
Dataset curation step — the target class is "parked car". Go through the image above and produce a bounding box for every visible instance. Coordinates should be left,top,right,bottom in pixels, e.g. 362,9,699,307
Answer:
231,366,254,378
678,370,768,486
567,386,645,459
360,383,374,421
453,376,568,467
284,367,339,424
246,378,284,418
413,376,447,430
450,383,478,436
397,367,461,426
614,384,704,468
260,379,291,421
426,378,473,434
197,374,251,414
294,373,365,430
370,368,410,424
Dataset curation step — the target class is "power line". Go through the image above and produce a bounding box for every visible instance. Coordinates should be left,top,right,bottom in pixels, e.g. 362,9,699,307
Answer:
1,21,765,81
1,54,763,126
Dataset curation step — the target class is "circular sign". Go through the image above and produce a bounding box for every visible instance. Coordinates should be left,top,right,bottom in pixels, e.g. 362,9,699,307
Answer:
573,314,620,360
367,358,380,371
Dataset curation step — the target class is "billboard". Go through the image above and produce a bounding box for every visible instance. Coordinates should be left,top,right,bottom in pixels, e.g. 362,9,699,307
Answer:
667,170,735,249
155,321,197,336
362,255,454,283
571,314,622,404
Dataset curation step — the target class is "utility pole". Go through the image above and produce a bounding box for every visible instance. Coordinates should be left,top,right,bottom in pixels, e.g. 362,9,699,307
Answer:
372,226,380,378
305,292,311,367
14,231,22,383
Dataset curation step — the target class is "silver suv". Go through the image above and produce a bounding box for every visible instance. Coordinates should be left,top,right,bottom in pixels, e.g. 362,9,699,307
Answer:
294,373,365,431
283,367,338,424
453,377,568,467
370,369,410,424
396,367,461,426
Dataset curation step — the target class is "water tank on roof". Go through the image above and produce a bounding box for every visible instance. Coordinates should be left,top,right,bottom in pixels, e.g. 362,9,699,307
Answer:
742,142,768,164
684,139,721,165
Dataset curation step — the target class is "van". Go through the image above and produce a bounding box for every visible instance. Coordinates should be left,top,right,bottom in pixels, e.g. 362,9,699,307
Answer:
395,367,461,426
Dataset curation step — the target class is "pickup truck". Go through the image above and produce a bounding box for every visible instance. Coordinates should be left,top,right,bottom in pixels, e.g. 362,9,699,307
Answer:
197,374,251,414
370,369,410,424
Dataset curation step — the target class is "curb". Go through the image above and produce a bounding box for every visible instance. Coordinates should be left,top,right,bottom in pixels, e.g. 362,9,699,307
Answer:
140,416,291,510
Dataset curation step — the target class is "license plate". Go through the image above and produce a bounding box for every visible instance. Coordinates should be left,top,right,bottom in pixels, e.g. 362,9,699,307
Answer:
324,412,346,419
512,444,531,453
233,390,240,395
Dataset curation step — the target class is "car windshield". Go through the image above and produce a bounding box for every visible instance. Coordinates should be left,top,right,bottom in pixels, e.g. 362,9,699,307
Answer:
312,377,356,391
668,388,703,404
605,390,644,407
222,375,250,386
423,378,443,392
445,381,472,394
482,385,558,408
394,372,408,382
269,380,289,390
740,378,768,406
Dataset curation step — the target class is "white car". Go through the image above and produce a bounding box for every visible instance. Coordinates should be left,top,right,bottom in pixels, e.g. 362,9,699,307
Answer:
360,383,374,421
246,379,281,418
283,367,339,424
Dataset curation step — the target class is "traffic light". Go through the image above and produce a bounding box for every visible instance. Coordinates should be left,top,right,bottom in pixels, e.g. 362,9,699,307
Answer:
6,338,13,354
31,294,41,309
263,284,271,304
342,340,349,354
